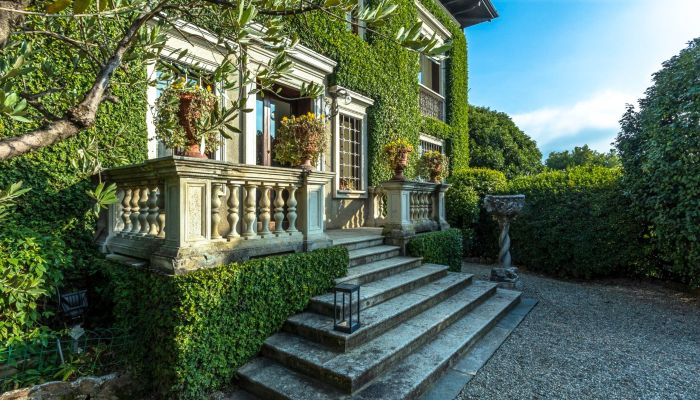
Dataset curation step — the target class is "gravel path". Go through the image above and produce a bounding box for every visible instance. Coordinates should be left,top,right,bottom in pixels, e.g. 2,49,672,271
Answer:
458,263,700,400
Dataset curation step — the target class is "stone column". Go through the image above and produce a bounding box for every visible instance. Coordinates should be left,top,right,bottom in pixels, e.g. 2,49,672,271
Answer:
484,194,525,289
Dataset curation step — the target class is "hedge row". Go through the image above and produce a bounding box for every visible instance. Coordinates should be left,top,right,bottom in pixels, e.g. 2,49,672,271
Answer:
110,246,349,399
506,166,648,278
407,229,463,272
445,166,651,279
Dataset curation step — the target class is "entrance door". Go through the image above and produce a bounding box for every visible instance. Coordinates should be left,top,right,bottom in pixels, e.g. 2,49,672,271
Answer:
255,88,311,166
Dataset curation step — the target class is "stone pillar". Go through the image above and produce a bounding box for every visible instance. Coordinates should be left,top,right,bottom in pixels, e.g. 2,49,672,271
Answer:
483,194,525,289
435,183,450,230
380,180,416,255
297,171,334,251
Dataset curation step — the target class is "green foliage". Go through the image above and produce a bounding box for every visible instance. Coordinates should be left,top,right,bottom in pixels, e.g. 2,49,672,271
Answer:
545,144,620,170
505,166,648,278
446,167,507,257
274,112,329,166
421,116,452,140
616,38,700,286
0,181,31,220
407,229,463,272
288,0,469,184
0,222,71,345
468,105,542,178
110,247,349,398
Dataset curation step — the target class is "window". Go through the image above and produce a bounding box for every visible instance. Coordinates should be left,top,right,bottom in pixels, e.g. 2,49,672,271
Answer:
339,114,362,191
419,133,445,155
147,64,225,160
419,54,441,94
346,0,366,39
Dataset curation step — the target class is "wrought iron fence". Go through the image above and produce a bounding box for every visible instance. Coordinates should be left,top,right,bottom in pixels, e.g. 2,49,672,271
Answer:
0,328,130,392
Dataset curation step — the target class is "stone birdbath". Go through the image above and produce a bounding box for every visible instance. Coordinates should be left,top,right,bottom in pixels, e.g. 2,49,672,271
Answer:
483,194,525,288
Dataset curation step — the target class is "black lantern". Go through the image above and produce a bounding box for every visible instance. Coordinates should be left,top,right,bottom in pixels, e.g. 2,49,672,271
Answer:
333,283,360,333
59,290,88,321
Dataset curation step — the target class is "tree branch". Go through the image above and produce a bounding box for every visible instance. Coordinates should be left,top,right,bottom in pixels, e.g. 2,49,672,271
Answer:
0,0,30,48
0,3,169,160
201,0,322,16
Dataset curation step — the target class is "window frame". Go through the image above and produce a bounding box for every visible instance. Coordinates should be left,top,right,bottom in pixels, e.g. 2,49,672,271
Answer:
419,133,445,156
330,86,374,199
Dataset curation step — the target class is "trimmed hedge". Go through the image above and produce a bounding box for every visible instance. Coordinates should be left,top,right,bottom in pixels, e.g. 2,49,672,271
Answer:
506,166,648,278
407,229,463,272
110,246,348,399
446,168,507,257
617,38,700,287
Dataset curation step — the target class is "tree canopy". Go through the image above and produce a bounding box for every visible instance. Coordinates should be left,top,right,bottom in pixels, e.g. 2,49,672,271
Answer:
468,105,542,178
0,0,450,161
616,37,700,286
545,145,620,170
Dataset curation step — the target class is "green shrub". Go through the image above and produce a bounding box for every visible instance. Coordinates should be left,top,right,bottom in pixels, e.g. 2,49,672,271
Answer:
616,38,700,287
446,168,507,257
110,246,349,399
505,166,648,278
407,229,463,272
0,223,71,345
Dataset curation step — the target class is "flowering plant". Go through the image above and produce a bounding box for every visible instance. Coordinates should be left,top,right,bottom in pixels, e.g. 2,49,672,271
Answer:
384,138,414,180
420,150,449,182
154,79,221,155
274,112,328,169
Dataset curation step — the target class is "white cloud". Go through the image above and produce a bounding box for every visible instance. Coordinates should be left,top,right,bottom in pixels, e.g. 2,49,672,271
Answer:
511,90,634,151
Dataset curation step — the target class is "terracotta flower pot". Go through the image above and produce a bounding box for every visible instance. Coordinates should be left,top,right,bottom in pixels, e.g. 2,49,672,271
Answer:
178,92,208,159
430,164,444,183
392,150,410,181
300,157,314,171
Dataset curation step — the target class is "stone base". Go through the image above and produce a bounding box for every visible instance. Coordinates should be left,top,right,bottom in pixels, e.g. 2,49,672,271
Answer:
490,267,523,290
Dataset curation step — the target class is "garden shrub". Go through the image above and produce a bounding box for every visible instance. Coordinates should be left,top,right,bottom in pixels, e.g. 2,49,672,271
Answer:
616,37,700,286
407,229,463,272
446,168,507,257
505,166,648,278
0,222,71,345
110,246,349,399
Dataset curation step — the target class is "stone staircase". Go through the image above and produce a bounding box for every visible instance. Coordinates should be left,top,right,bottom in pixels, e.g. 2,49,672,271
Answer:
235,232,523,400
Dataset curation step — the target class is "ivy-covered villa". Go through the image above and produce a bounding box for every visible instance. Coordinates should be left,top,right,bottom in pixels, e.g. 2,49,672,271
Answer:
83,0,527,399
1,0,536,398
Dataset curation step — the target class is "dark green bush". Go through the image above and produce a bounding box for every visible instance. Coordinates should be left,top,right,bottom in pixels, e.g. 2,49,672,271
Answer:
0,222,71,345
506,166,648,278
110,246,348,399
446,168,506,257
616,38,700,287
407,229,463,272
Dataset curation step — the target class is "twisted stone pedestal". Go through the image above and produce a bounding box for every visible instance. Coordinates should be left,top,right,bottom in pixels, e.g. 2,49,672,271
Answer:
484,195,525,289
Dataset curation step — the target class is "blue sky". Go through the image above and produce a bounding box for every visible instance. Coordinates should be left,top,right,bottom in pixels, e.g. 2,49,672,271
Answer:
464,0,700,156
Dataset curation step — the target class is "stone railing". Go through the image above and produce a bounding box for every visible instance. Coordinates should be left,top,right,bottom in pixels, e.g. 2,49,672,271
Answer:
98,157,334,274
419,84,445,121
369,180,449,251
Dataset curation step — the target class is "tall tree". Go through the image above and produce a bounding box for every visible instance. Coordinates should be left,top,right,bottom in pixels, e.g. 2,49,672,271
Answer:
468,105,542,178
545,145,620,170
0,0,450,160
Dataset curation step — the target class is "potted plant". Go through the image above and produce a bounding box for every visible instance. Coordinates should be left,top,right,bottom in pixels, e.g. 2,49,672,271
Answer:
384,138,414,180
155,79,220,158
274,112,328,170
420,150,448,183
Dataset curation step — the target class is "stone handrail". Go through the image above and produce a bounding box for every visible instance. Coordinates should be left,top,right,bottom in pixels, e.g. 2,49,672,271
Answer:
98,156,334,274
372,179,449,251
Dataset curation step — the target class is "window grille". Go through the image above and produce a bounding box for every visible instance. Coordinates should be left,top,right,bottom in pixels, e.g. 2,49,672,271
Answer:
339,114,362,191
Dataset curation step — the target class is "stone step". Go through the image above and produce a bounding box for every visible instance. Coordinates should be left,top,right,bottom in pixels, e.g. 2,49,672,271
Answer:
238,288,519,400
310,264,449,316
336,256,423,286
286,273,479,352
348,245,400,267
261,280,499,393
353,289,522,400
238,357,347,400
333,235,385,251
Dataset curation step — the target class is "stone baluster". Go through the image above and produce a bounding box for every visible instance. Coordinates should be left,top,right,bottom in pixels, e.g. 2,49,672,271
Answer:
226,183,240,240
129,187,140,234
242,183,257,238
121,188,132,234
273,185,286,235
422,191,429,222
259,184,272,237
411,192,418,223
286,184,298,233
157,185,166,238
147,185,160,236
138,187,150,235
211,183,224,239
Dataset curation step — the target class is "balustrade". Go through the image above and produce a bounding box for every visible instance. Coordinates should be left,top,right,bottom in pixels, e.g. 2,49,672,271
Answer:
99,157,333,274
374,179,449,238
419,84,445,121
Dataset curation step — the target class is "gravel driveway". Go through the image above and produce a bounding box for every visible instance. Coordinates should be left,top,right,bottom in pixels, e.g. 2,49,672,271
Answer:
458,263,700,400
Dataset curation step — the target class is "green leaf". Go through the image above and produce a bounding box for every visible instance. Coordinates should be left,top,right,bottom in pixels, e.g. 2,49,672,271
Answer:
73,0,91,13
46,0,71,13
